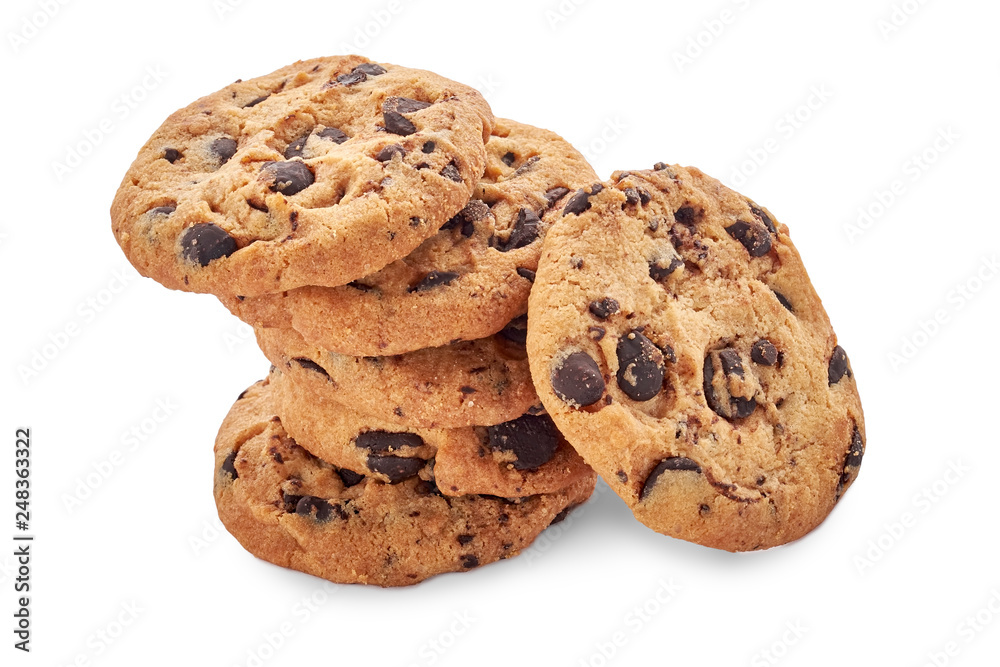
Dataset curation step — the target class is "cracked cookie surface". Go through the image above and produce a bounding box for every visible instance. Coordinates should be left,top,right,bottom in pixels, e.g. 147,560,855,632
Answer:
527,165,865,551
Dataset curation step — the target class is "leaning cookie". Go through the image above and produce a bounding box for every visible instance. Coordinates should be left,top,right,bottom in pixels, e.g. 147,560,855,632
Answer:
269,366,592,497
220,118,596,355
255,321,538,428
527,165,865,552
214,378,596,587
112,55,493,298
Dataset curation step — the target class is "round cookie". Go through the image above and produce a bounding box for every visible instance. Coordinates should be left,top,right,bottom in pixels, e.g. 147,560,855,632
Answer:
527,165,866,552
214,378,596,587
112,55,494,298
269,367,592,496
255,322,538,428
219,118,597,355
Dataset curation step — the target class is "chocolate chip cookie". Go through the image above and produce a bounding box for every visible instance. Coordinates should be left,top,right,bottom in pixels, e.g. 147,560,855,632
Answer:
256,323,538,428
112,55,494,298
269,367,592,496
214,378,596,586
219,118,596,355
527,165,866,551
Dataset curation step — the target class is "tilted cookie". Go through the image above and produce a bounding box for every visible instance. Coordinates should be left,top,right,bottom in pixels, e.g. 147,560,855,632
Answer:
112,55,493,298
527,165,866,551
219,118,596,355
269,367,592,496
214,378,596,586
256,322,538,428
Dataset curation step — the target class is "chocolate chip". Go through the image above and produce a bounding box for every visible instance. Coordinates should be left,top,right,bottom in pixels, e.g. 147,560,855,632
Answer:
725,220,772,257
624,187,651,207
318,127,348,144
589,298,620,320
487,414,560,470
544,187,570,207
338,469,365,487
440,161,462,182
552,351,605,407
295,496,334,522
211,137,238,163
516,268,536,282
148,205,176,216
282,492,303,513
751,339,779,366
377,144,406,162
648,217,661,232
180,223,238,266
457,534,474,546
588,326,606,341
499,315,528,344
355,431,424,454
550,505,577,525
499,209,541,252
828,345,851,385
221,451,238,479
704,348,757,419
563,187,598,216
354,62,387,76
366,455,424,483
284,135,308,159
460,554,479,568
164,148,181,163
617,470,628,483
616,331,665,402
336,71,367,86
421,141,436,154
845,425,864,469
414,479,442,496
641,457,702,500
293,357,329,378
649,255,683,282
749,203,777,234
773,290,794,312
383,97,431,135
502,151,516,166
262,161,314,195
653,162,668,171
244,94,269,108
409,271,459,292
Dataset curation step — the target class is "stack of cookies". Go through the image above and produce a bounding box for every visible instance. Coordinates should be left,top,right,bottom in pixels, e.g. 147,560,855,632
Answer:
111,55,866,586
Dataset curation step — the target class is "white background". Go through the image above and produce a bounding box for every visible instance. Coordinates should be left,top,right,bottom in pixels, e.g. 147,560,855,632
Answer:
2,0,999,665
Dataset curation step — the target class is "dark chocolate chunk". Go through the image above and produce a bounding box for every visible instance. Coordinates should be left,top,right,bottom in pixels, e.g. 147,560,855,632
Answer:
440,160,462,182
221,451,238,479
749,203,777,234
336,70,367,86
544,186,570,207
293,357,329,378
674,206,695,225
641,457,702,500
828,345,851,385
499,208,541,251
409,271,460,292
516,268,536,282
653,162,668,171
649,255,683,282
487,414,560,470
244,94,269,108
180,223,237,266
164,148,181,163
354,62,387,76
562,187,598,216
552,351,605,407
460,554,479,568
366,454,424,483
725,220,772,257
457,534,474,546
751,339,779,366
355,431,424,454
616,331,665,402
261,160,314,195
295,496,334,522
337,469,365,487
502,151,516,166
589,298,620,320
499,315,528,344
383,97,431,135
376,144,406,162
317,127,348,144
773,290,794,312
284,135,309,159
210,137,238,163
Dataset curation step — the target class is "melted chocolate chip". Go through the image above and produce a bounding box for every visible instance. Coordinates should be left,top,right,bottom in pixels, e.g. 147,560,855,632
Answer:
589,298,620,320
828,345,851,385
284,135,308,159
180,223,238,266
409,271,459,292
751,339,779,366
552,351,605,407
641,457,702,500
383,97,431,135
377,144,406,162
460,554,479,568
295,496,334,522
441,161,462,182
262,161,314,195
499,209,541,251
293,357,329,378
318,127,348,144
355,431,424,454
649,255,683,282
211,137,238,163
338,469,365,487
704,349,757,419
502,151,516,166
516,267,536,282
164,148,181,163
616,331,665,402
366,455,424,483
221,451,238,479
725,220,772,257
499,315,528,344
544,187,570,207
487,414,560,470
